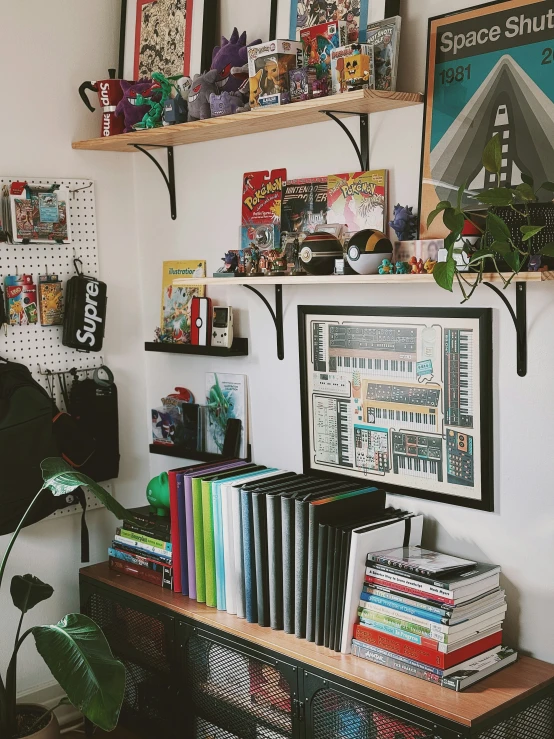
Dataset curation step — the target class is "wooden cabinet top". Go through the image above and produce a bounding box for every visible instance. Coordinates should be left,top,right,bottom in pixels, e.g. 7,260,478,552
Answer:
81,563,554,728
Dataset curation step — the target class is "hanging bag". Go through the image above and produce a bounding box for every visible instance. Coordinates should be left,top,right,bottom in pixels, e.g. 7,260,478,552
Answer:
62,272,107,353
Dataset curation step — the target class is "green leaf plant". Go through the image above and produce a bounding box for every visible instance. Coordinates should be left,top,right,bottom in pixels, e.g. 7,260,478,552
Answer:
0,458,140,738
427,134,554,300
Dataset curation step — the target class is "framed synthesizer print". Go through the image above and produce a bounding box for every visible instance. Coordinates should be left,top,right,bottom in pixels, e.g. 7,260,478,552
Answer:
121,0,216,80
298,306,494,511
419,0,554,239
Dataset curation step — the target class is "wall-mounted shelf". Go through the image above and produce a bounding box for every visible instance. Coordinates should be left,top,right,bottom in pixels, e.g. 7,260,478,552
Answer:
72,89,423,153
149,444,251,463
145,338,248,357
176,271,552,374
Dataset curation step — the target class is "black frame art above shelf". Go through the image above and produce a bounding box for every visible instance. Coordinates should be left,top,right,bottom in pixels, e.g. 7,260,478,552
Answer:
144,338,248,357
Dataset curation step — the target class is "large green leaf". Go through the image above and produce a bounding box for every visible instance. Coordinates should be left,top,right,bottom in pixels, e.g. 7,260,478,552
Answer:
474,188,514,206
490,241,511,255
40,458,137,524
520,225,544,242
11,575,53,614
433,259,456,292
503,251,521,273
540,181,554,192
443,208,465,234
540,242,554,256
426,200,452,228
514,183,536,202
483,134,502,174
32,614,125,732
521,173,534,187
486,212,511,242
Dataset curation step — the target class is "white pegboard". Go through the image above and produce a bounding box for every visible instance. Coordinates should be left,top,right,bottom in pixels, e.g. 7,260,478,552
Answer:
0,176,102,407
46,483,113,521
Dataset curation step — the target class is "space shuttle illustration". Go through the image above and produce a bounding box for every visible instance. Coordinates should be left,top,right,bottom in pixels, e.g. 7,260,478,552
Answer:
427,55,554,209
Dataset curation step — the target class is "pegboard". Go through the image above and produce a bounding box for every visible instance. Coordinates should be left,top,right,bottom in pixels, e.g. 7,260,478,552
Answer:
0,176,102,408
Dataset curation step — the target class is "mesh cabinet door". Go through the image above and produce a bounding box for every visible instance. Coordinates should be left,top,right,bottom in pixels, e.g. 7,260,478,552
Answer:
183,627,298,739
303,671,435,739
82,588,176,737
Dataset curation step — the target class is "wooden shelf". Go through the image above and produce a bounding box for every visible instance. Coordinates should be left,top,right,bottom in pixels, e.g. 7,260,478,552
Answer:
72,89,423,152
81,563,554,729
177,272,550,287
144,338,248,357
149,443,251,463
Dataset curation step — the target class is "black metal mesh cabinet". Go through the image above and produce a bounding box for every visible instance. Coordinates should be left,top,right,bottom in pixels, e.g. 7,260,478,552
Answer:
80,567,554,739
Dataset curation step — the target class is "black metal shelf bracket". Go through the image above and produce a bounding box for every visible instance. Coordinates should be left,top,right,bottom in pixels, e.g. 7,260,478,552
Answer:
131,144,177,220
243,284,284,360
323,111,369,171
483,281,527,377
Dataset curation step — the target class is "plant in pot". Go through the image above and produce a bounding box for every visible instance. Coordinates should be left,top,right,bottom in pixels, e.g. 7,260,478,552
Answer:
0,458,139,739
429,133,554,300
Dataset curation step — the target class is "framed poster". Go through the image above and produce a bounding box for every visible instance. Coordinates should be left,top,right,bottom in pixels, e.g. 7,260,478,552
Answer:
289,0,400,43
298,306,494,511
420,0,554,239
120,0,217,80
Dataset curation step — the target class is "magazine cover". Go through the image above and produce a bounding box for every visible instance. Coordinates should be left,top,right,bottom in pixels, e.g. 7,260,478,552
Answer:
327,170,387,232
366,16,402,91
160,260,206,343
205,373,248,458
281,177,328,234
290,0,370,44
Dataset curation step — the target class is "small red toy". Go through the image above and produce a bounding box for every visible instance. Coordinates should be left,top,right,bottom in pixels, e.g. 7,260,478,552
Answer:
409,257,425,274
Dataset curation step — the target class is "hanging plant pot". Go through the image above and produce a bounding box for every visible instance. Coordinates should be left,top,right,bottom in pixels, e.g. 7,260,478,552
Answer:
14,705,60,739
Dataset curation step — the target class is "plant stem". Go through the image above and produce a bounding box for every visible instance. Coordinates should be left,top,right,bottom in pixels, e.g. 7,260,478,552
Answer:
4,629,33,738
0,487,45,590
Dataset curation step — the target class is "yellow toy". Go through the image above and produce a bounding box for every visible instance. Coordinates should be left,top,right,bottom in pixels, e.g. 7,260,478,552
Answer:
343,52,372,89
424,258,437,274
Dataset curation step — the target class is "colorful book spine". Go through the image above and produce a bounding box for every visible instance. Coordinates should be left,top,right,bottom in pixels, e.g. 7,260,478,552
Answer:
366,566,460,600
184,476,197,600
192,479,206,603
177,472,189,596
360,592,447,622
212,482,226,611
363,584,453,614
117,527,171,552
109,556,173,590
365,575,455,605
351,640,441,684
359,607,447,641
111,540,171,565
359,617,440,649
168,470,182,594
351,639,444,676
122,521,171,541
202,480,217,608
109,547,173,577
114,533,172,561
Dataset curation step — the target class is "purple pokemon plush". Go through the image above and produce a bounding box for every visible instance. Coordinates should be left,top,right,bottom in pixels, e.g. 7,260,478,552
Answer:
188,70,220,121
209,91,244,118
115,79,157,133
211,28,262,93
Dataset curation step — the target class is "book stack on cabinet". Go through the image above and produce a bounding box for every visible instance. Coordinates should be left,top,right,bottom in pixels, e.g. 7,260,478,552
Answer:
352,547,517,691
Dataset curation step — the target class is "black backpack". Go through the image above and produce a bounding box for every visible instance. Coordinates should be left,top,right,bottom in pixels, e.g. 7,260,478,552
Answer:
0,361,90,556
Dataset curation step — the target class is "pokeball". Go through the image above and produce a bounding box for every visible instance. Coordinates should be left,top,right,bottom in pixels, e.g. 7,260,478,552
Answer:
346,229,393,275
299,233,344,275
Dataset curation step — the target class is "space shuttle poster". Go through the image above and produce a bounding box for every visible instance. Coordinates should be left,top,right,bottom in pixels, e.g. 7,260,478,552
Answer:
420,0,554,239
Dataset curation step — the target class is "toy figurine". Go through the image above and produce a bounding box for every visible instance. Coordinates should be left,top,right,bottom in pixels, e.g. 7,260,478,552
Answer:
395,261,410,275
268,250,288,274
378,259,394,275
163,76,191,125
188,70,220,121
209,91,244,117
389,204,417,241
146,472,170,516
250,245,261,275
409,256,424,274
424,258,437,274
211,28,261,93
238,249,247,274
222,251,239,273
115,79,156,133
529,254,542,271
291,237,304,275
133,72,173,130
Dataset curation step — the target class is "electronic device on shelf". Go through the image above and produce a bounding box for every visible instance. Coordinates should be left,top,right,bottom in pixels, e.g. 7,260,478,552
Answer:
444,329,474,428
191,297,212,346
212,306,233,349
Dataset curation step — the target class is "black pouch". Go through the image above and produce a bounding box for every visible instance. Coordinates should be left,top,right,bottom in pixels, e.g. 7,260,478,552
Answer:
62,275,107,352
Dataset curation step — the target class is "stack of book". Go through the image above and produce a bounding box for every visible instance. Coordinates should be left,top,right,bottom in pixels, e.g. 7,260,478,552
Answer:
109,506,173,590
351,547,518,691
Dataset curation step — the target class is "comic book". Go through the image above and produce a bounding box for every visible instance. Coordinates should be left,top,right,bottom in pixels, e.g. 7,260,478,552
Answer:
366,16,402,91
281,177,328,234
327,170,387,233
205,373,248,458
160,260,206,343
290,0,370,44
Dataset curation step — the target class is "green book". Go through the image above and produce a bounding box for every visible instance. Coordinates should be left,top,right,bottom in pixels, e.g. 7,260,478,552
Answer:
202,479,217,608
118,528,171,552
192,478,207,603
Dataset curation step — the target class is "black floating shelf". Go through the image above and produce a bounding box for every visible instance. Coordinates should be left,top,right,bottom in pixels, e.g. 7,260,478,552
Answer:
149,444,252,463
144,338,248,357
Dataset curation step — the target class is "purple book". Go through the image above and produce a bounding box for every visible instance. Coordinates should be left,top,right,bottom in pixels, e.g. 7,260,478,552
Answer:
182,460,246,599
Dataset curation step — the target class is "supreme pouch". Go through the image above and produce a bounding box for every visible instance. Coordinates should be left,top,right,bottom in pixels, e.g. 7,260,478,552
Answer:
62,275,107,352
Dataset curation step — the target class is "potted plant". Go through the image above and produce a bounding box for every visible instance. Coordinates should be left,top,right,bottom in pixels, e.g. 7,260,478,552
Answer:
429,134,554,300
0,458,139,739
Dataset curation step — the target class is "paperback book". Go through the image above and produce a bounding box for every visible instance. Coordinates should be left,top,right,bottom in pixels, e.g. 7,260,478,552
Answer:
327,170,387,233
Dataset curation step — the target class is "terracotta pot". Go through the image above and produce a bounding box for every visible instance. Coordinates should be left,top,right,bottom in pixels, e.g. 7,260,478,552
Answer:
15,705,60,739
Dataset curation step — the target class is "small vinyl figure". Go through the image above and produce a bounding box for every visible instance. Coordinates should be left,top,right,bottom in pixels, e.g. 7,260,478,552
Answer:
209,91,244,117
395,261,410,274
529,254,542,272
424,258,437,274
409,256,424,274
378,259,394,275
222,251,239,273
163,76,191,125
389,204,417,241
250,245,261,275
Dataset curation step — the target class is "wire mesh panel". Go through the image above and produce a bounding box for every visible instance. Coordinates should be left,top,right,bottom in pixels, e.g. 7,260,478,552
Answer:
119,656,172,731
83,591,169,673
476,695,554,739
185,633,292,739
311,688,433,739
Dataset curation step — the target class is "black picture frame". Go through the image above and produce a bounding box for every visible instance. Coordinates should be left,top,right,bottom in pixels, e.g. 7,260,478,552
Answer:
298,305,494,512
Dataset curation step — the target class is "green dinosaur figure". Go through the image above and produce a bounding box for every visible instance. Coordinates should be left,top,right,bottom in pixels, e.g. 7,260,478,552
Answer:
133,72,173,130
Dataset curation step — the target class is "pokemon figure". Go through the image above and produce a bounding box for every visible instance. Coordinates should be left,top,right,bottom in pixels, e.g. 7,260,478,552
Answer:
188,70,220,121
115,79,156,133
378,259,394,275
389,204,417,241
209,91,244,117
211,28,262,93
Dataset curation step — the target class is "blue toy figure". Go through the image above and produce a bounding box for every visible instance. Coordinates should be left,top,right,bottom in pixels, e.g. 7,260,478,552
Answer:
378,259,394,275
395,261,410,274
389,204,417,241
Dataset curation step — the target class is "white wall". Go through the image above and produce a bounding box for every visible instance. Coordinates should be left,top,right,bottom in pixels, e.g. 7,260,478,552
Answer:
138,0,554,665
0,1,149,695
